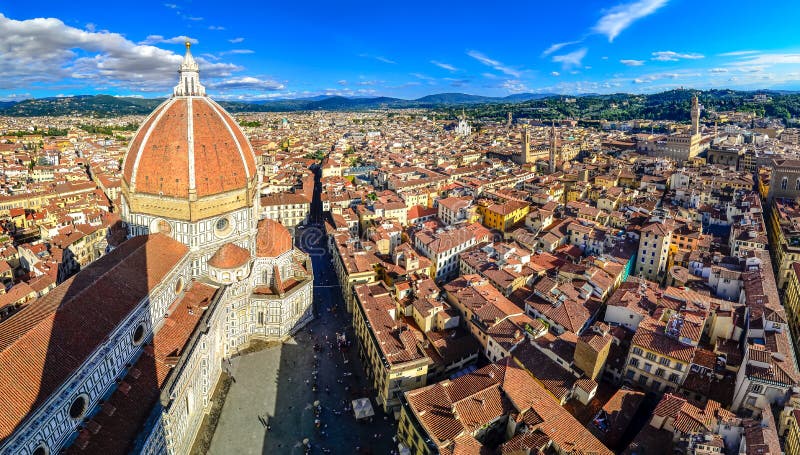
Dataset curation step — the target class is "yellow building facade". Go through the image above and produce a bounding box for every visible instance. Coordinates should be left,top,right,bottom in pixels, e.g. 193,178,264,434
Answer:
478,200,529,233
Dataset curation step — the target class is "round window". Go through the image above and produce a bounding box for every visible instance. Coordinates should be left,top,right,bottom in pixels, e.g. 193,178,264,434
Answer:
132,324,145,345
32,445,48,455
214,217,234,238
151,218,173,237
157,220,172,236
69,394,88,420
174,277,184,294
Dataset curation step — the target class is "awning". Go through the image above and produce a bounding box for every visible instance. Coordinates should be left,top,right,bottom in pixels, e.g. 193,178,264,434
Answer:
351,397,375,420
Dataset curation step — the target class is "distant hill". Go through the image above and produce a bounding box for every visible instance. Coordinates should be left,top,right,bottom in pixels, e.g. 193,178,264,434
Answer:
0,92,563,116
1,95,164,117
1,89,798,118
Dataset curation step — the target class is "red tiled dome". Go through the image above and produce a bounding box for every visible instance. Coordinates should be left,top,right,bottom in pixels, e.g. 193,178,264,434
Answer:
122,96,257,199
256,219,292,257
208,242,251,269
120,44,258,222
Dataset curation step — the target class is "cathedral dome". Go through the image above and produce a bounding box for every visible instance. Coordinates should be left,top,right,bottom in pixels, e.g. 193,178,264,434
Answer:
256,218,292,257
121,43,258,222
208,242,251,269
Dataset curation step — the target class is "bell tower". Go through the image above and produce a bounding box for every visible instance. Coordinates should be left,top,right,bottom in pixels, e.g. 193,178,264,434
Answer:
549,121,559,173
690,94,700,137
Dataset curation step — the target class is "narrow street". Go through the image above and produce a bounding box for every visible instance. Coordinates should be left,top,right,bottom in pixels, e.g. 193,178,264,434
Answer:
207,167,397,454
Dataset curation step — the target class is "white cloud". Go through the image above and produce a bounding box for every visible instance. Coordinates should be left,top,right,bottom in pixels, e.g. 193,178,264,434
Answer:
0,13,240,92
718,50,759,57
467,50,521,77
709,68,728,73
651,51,704,61
620,59,645,66
445,78,470,88
0,93,32,101
359,54,396,64
163,3,178,8
731,53,800,66
552,48,587,69
551,71,560,76
228,37,244,43
593,0,668,42
430,60,458,71
631,71,698,84
208,25,226,31
410,73,435,81
337,80,348,86
207,76,284,91
501,80,529,93
220,49,255,55
541,41,582,57
139,35,198,45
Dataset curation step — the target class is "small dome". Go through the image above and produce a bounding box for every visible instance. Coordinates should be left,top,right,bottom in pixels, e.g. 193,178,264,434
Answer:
256,219,292,257
208,242,251,269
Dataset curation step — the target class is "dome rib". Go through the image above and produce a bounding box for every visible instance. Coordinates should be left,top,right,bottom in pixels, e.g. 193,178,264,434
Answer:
187,97,197,193
205,98,252,180
123,97,256,199
127,98,176,192
121,44,258,223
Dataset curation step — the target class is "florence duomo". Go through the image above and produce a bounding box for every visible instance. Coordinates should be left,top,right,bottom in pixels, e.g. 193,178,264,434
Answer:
0,45,314,454
4,1,800,454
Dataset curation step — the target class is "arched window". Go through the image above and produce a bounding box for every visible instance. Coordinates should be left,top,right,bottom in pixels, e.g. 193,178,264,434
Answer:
795,178,799,191
782,177,788,190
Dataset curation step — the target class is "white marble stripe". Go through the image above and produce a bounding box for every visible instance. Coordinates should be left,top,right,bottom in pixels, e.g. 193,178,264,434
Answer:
130,98,176,191
187,97,196,193
205,98,251,180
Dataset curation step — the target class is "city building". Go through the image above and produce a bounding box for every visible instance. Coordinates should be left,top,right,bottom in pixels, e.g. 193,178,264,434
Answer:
637,95,708,162
352,281,431,414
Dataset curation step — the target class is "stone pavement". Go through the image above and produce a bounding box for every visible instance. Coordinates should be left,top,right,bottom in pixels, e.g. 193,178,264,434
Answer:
207,224,399,455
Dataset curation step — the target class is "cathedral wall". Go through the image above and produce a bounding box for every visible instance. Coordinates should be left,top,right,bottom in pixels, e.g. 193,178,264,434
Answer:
246,279,314,340
123,204,257,278
162,292,226,454
2,257,188,455
122,181,257,223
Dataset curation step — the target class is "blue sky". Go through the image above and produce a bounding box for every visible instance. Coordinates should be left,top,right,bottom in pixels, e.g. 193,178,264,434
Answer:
2,0,800,100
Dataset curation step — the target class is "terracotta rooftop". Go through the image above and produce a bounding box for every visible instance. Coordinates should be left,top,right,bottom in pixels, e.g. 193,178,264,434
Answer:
65,281,217,454
208,242,251,269
405,358,611,454
256,218,293,258
122,97,257,199
0,234,188,442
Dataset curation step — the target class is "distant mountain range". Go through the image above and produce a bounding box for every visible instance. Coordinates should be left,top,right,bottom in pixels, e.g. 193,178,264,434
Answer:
0,89,797,118
0,92,555,116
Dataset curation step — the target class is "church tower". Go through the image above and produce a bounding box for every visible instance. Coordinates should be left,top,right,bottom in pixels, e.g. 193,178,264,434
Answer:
456,108,471,136
512,125,530,166
549,121,559,173
521,126,530,163
691,94,700,137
